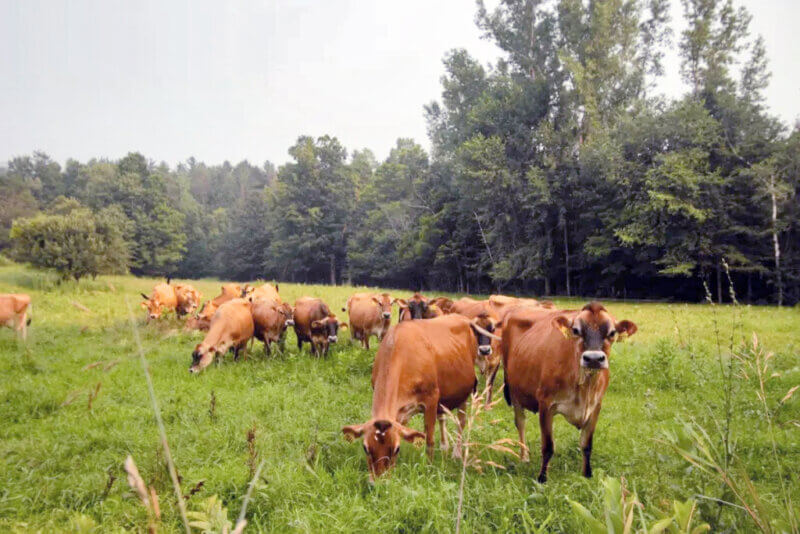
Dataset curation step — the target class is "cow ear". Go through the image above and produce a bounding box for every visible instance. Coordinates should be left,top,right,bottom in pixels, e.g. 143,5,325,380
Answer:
552,315,575,339
396,299,408,308
397,424,426,445
615,320,637,341
342,423,368,441
140,301,148,308
339,322,348,330
371,297,381,305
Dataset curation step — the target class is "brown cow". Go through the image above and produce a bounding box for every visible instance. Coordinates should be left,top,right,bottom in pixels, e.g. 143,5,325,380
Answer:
251,299,294,355
344,292,395,349
243,282,281,303
189,298,255,373
292,297,346,357
173,283,202,316
140,283,178,321
451,297,495,319
397,293,445,321
341,314,500,479
0,293,32,340
213,284,243,306
502,302,637,482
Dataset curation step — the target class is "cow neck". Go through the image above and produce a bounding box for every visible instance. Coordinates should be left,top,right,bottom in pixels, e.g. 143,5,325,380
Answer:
370,350,406,421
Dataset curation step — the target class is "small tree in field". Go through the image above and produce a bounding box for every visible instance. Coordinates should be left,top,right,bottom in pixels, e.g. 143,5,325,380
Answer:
10,205,130,281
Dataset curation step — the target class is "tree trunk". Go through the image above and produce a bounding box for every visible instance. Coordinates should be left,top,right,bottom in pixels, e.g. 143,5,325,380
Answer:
770,175,783,306
330,255,336,286
716,261,722,304
563,221,571,297
747,272,752,304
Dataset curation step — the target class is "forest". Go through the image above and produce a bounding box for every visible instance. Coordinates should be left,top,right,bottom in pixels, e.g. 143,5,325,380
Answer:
1,0,798,305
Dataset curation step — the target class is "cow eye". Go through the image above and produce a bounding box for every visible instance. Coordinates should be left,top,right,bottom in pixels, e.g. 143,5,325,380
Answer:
572,327,580,336
607,330,617,339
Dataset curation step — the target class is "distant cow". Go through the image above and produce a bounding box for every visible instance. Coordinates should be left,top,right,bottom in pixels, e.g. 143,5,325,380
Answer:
292,297,346,357
502,302,637,482
0,293,32,340
213,284,243,306
173,283,202,316
189,298,255,373
344,293,395,349
342,314,499,479
251,299,294,355
243,282,281,303
140,283,178,321
397,293,444,321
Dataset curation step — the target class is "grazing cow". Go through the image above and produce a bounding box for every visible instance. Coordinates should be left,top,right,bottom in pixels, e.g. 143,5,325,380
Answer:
189,298,255,373
292,297,346,357
251,299,294,355
243,282,281,303
502,302,637,482
140,283,178,321
344,293,395,349
173,283,202,316
0,293,32,340
342,314,500,479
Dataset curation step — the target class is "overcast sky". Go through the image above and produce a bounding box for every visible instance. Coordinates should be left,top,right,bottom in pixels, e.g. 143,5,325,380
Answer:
1,0,798,169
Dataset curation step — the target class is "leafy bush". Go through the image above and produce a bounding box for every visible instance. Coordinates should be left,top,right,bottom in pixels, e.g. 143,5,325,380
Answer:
10,205,130,281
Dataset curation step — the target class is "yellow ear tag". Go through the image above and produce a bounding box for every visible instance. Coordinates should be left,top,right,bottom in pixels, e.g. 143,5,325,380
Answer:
559,326,571,339
413,437,425,448
616,332,629,343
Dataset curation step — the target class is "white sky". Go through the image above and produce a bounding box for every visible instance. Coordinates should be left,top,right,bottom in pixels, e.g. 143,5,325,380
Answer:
1,0,798,169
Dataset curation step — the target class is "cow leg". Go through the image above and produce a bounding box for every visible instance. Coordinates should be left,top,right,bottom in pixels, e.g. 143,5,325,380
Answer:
18,313,28,341
364,335,370,350
233,346,240,361
452,402,467,459
537,407,554,483
580,408,601,478
423,401,438,460
264,340,271,357
239,342,248,361
514,405,529,462
438,413,449,452
297,336,303,352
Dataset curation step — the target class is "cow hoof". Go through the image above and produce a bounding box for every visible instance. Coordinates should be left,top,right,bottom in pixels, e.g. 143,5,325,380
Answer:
537,473,547,484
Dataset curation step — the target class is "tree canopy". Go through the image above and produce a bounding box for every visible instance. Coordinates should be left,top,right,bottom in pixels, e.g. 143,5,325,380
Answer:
2,0,797,304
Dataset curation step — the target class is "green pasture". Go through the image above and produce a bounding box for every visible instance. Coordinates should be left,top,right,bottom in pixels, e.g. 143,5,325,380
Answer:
0,264,798,532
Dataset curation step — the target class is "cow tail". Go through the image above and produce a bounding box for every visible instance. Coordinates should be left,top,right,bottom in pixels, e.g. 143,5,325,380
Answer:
503,374,511,406
27,301,33,325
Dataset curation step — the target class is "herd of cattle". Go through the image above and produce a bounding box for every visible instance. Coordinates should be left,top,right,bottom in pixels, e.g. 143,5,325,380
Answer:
1,280,637,483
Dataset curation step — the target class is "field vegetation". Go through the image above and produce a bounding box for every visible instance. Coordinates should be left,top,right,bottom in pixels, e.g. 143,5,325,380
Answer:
1,264,797,532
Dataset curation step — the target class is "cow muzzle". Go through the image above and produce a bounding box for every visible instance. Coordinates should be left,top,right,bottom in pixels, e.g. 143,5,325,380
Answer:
581,351,608,369
328,335,338,343
478,345,492,356
382,312,391,319
188,367,199,374
285,319,295,327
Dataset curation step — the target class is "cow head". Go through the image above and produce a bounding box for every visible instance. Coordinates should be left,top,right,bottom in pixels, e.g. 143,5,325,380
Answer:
552,302,637,370
310,315,347,355
469,313,501,374
279,302,294,328
342,419,425,480
176,288,200,315
396,293,429,320
140,294,163,321
189,342,227,373
372,293,394,321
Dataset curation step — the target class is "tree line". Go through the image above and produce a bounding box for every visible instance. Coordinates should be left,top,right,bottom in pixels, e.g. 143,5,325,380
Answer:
1,0,797,304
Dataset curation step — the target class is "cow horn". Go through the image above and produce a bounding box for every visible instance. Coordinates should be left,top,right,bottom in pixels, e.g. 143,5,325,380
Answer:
471,322,501,341
140,293,149,300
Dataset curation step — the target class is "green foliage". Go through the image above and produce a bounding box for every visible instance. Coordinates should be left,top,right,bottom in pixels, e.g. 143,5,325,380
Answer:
9,203,130,281
568,476,710,534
